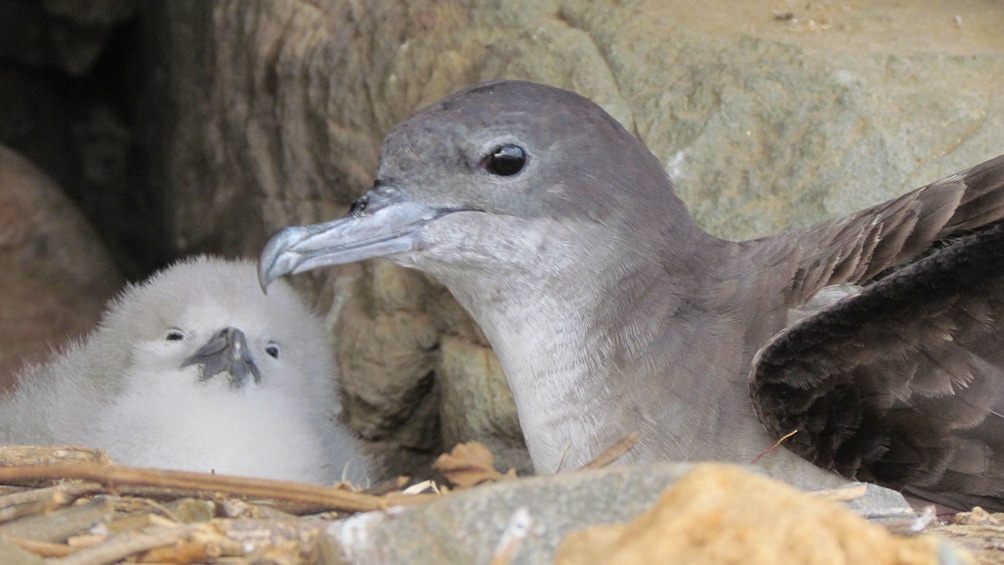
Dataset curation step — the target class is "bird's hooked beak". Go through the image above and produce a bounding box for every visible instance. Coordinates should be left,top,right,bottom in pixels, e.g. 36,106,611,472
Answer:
258,184,457,292
182,327,262,388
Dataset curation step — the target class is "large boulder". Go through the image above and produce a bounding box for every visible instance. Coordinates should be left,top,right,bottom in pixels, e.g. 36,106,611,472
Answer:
0,145,122,391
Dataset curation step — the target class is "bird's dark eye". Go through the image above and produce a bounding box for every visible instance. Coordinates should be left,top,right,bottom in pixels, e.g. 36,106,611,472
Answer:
166,329,185,341
482,145,526,176
265,342,280,359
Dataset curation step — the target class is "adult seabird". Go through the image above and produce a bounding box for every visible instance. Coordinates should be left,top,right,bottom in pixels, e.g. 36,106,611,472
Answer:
259,80,1004,507
1,257,368,484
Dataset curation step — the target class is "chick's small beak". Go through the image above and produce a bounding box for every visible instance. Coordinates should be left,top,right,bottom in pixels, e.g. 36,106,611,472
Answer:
182,327,261,388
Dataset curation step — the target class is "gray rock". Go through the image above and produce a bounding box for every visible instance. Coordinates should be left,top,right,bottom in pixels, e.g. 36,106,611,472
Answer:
318,464,920,565
322,463,704,565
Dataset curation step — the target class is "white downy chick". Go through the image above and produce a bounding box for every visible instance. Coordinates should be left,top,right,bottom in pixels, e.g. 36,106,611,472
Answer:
0,256,369,484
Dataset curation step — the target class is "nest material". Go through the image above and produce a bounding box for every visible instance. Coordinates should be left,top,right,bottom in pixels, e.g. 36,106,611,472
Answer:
0,445,433,564
4,443,1004,564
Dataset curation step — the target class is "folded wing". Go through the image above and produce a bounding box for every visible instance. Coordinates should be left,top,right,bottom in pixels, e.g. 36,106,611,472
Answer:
752,219,1004,509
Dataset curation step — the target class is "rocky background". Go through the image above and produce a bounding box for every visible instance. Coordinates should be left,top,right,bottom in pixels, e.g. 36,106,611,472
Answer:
2,0,1003,481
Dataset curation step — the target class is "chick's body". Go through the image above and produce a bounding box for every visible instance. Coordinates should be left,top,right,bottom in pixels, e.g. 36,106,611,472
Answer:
0,257,367,484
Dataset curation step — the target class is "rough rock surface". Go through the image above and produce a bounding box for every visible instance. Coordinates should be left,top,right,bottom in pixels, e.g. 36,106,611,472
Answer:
555,465,949,565
139,0,1004,477
0,145,122,391
0,0,162,278
320,463,956,565
0,0,136,76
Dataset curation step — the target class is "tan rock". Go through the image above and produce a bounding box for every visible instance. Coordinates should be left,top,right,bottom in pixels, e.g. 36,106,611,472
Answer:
556,464,956,565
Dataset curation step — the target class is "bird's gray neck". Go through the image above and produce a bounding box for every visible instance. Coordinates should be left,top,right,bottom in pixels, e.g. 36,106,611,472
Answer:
416,216,774,473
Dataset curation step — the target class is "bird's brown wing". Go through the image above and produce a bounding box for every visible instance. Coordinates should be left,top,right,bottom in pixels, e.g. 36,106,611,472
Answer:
783,154,1004,305
751,218,1004,509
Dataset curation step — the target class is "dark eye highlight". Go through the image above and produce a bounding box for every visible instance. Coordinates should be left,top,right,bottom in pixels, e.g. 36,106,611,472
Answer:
482,144,526,176
166,329,185,341
265,342,280,359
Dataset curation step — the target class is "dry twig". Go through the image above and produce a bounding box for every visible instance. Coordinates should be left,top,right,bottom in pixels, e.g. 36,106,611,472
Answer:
0,461,435,514
4,537,75,558
750,429,798,465
48,524,199,565
0,499,112,543
577,432,641,471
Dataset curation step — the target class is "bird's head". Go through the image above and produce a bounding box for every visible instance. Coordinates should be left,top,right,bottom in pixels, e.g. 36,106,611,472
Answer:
259,80,699,292
101,257,335,396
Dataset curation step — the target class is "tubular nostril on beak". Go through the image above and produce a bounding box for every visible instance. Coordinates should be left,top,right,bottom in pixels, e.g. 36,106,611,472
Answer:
183,327,261,387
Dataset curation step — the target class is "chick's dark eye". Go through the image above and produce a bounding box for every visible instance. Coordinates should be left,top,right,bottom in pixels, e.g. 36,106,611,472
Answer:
482,144,526,176
166,329,184,341
265,342,280,359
